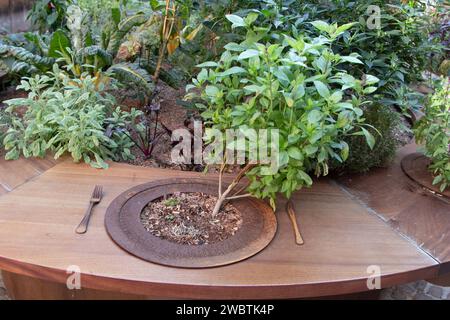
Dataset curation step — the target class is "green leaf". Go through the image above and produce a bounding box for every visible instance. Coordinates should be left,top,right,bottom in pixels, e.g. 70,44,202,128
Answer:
298,170,313,186
363,86,378,94
288,147,303,160
260,166,276,175
335,22,356,34
313,81,330,98
340,55,363,64
107,63,154,97
238,49,260,60
226,14,246,28
196,61,219,68
223,42,244,52
111,8,121,26
308,110,323,124
311,21,330,33
217,66,247,77
364,75,380,85
432,175,443,186
361,127,376,150
107,14,147,54
5,148,19,160
205,85,219,97
305,145,318,156
48,29,71,58
341,141,349,161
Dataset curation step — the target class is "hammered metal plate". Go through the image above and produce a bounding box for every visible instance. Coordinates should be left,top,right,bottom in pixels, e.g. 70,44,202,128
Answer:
105,178,277,268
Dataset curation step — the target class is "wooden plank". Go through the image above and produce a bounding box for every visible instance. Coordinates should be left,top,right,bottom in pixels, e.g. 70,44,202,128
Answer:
0,159,438,299
0,156,57,192
337,143,450,272
0,185,7,197
2,271,148,300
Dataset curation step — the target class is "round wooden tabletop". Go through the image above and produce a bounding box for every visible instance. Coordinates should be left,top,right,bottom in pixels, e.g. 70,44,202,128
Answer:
0,145,447,299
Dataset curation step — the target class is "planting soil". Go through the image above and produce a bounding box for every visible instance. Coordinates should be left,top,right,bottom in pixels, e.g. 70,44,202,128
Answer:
140,192,243,245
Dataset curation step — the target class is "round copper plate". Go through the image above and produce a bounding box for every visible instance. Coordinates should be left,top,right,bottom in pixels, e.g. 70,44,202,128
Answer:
105,178,277,268
401,153,450,199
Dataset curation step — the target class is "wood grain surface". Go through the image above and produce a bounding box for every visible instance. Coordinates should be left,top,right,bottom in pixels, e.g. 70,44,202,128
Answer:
0,155,56,192
337,144,450,274
0,158,438,299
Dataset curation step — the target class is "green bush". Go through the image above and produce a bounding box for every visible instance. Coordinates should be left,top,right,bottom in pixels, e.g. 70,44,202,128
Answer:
186,14,378,209
218,0,441,116
414,77,450,192
333,104,401,173
2,65,140,169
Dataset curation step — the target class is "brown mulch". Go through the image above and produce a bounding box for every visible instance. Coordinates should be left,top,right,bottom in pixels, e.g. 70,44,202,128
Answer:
158,84,190,132
140,192,243,245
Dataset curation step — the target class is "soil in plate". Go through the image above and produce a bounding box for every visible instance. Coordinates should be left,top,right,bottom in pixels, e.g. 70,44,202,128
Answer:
140,192,243,245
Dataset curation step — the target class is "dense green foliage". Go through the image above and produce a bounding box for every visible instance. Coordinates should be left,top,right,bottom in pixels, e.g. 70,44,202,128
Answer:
2,65,140,168
1,1,186,100
186,14,378,208
27,0,70,33
335,104,401,173
414,78,450,192
1,0,447,184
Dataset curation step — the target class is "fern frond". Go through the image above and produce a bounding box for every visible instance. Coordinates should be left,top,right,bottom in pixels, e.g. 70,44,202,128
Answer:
107,62,154,97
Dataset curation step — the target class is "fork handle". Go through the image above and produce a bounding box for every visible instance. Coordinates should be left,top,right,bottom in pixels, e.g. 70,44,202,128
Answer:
75,202,95,234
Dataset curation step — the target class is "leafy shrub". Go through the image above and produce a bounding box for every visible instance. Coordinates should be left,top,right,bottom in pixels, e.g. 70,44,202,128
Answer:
333,104,401,173
27,0,70,33
0,0,195,98
414,77,450,192
296,0,439,86
0,110,11,152
2,65,140,169
219,0,441,116
186,15,378,208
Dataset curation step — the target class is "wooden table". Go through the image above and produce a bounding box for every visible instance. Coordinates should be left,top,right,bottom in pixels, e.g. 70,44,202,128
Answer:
0,147,447,299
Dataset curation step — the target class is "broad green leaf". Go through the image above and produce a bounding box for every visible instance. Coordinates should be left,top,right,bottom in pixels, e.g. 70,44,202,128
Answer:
364,75,380,85
363,86,378,94
308,110,323,124
48,30,71,58
341,141,349,161
361,127,376,150
335,22,356,35
226,14,246,28
205,85,219,97
340,55,363,64
217,66,247,77
432,175,443,186
288,146,303,160
297,170,313,186
311,21,331,33
238,49,260,60
313,81,330,98
224,42,244,52
196,61,219,68
305,145,318,155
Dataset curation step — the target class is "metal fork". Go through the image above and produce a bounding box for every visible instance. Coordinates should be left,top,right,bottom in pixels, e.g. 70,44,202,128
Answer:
75,185,103,234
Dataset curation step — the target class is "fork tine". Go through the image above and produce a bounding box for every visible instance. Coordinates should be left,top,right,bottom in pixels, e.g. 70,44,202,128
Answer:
93,185,102,199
